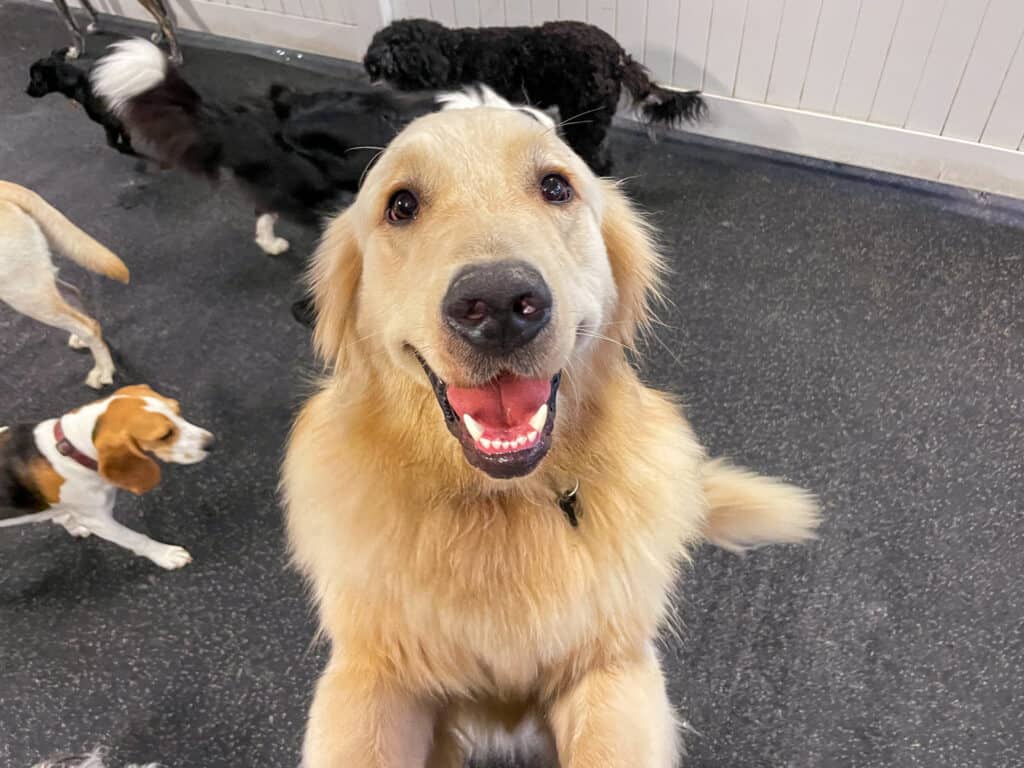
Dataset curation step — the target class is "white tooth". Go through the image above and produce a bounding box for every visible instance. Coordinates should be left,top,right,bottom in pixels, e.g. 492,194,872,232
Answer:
527,430,538,442
463,413,484,441
516,435,527,447
481,438,492,449
528,404,548,432
502,440,512,450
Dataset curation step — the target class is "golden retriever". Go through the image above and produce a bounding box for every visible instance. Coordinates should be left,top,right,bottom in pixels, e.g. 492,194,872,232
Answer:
282,88,820,767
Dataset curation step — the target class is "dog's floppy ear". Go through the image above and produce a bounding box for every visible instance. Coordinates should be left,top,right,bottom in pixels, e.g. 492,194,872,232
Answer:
94,398,168,495
599,180,665,347
310,210,363,367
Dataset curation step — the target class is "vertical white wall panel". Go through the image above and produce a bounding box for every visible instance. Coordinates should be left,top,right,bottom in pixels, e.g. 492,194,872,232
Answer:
703,0,749,96
530,0,558,24
904,0,988,134
477,0,506,23
504,0,531,24
733,0,785,103
833,0,902,120
454,0,481,24
765,0,822,108
869,0,944,127
559,0,587,20
429,0,456,25
672,0,712,90
980,36,1024,149
800,0,862,114
942,0,1024,141
645,0,681,83
615,0,648,62
587,0,616,34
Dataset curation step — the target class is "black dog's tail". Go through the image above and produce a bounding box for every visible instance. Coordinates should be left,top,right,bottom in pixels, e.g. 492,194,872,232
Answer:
622,54,707,127
91,38,222,179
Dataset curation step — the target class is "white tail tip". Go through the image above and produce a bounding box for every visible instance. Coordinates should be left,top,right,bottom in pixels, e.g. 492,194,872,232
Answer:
91,38,168,114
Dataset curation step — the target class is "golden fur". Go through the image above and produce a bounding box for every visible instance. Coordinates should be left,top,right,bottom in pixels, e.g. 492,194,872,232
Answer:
283,102,819,767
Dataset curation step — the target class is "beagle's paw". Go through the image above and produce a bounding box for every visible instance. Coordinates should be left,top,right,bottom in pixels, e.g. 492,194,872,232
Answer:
149,544,193,570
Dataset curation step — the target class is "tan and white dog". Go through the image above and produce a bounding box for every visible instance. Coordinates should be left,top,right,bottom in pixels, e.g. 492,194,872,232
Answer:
1,181,130,389
0,385,213,569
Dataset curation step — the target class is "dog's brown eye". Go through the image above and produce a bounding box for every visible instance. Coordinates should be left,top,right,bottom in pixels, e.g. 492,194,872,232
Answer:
540,174,572,204
387,190,419,223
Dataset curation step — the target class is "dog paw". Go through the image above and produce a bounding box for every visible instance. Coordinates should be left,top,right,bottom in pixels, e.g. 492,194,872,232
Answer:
150,545,192,570
255,236,290,255
53,514,92,538
68,334,88,350
85,367,115,389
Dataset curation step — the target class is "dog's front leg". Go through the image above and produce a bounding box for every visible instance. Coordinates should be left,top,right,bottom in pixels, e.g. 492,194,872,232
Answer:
304,654,434,768
78,508,192,569
548,643,680,767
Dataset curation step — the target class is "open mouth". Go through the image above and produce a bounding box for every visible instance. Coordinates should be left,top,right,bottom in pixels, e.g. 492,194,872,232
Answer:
416,354,559,479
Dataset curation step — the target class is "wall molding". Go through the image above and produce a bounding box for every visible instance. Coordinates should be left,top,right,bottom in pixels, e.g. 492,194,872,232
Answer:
678,93,1024,200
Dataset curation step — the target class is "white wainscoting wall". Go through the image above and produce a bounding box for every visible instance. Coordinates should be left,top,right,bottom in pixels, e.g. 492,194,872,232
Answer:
54,0,1024,198
56,0,388,60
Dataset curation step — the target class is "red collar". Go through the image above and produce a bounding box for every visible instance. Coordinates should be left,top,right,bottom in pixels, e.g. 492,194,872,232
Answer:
54,419,99,472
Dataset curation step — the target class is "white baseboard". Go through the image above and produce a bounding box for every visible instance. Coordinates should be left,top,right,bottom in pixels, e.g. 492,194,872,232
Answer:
682,94,1024,201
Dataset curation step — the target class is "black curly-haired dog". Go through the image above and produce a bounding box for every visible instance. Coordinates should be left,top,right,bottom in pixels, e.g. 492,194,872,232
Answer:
26,50,137,156
364,18,706,175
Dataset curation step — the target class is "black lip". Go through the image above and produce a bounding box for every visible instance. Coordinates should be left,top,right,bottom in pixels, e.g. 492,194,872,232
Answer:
415,353,559,479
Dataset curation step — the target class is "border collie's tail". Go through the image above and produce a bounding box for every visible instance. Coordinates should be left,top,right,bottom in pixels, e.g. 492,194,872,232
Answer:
91,39,220,178
702,459,820,553
622,55,707,127
0,181,129,283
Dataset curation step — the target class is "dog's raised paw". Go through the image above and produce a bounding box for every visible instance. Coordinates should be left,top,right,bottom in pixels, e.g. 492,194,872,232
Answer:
151,545,192,570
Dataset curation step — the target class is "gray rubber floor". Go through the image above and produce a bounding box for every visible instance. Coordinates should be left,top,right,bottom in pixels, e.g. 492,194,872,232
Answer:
2,1,1023,766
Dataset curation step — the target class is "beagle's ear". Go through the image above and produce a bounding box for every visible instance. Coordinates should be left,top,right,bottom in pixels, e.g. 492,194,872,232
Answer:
309,210,363,367
599,180,665,347
95,433,161,495
94,399,168,495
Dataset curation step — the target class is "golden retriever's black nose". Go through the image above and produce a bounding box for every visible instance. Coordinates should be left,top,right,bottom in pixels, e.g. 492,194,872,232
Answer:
443,260,552,354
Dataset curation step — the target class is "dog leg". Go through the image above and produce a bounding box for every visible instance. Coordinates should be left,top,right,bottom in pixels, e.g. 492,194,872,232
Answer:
78,0,101,32
75,510,192,569
51,0,85,58
303,656,434,767
254,212,290,255
5,286,115,389
548,644,679,768
52,512,92,538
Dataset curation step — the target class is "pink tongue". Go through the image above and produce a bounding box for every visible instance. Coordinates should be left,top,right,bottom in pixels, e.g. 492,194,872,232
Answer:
446,374,550,428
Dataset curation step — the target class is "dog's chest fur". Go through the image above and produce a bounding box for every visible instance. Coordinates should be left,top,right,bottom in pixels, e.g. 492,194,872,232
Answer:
287,385,708,696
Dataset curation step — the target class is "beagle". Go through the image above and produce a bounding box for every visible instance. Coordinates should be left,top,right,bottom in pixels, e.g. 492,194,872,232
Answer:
0,385,214,569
